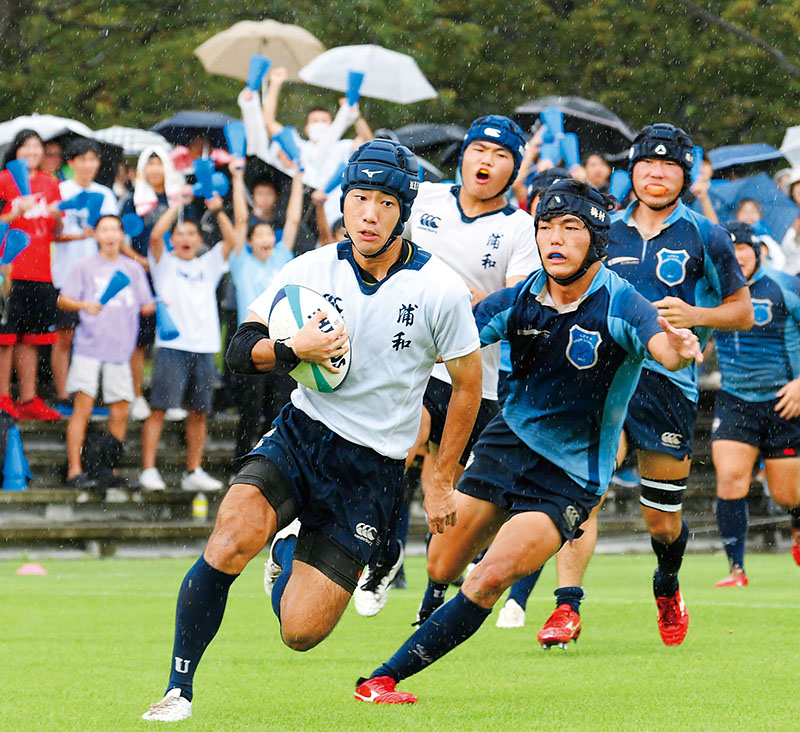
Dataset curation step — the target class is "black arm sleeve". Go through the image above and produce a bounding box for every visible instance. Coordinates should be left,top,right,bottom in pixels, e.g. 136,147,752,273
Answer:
226,321,271,375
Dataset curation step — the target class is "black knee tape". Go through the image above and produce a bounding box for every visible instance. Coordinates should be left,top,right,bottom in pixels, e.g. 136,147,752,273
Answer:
294,528,364,594
231,456,298,530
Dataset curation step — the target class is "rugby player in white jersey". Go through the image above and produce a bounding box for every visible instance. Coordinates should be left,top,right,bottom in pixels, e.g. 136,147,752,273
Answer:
352,115,541,619
141,140,482,722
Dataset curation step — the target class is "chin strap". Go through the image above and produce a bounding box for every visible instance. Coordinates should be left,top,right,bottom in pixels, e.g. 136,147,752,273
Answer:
545,254,596,286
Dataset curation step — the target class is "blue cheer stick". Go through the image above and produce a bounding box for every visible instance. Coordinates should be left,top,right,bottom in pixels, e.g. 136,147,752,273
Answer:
690,146,703,184
324,162,348,194
539,142,561,165
99,270,131,305
155,300,179,341
121,212,144,238
273,127,303,167
609,169,632,204
224,122,247,159
559,133,581,169
3,426,32,491
247,55,272,91
0,229,31,265
192,158,216,199
58,190,90,211
85,192,105,226
211,172,229,198
163,231,173,251
6,159,31,197
346,70,365,106
540,107,564,144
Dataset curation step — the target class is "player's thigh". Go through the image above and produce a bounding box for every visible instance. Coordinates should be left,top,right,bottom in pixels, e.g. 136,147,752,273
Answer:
462,510,562,607
637,449,691,480
712,439,759,499
763,457,800,507
279,560,352,651
205,483,277,571
427,491,506,583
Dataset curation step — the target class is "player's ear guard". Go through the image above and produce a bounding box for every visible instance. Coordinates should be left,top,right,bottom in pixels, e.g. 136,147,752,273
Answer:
226,321,271,375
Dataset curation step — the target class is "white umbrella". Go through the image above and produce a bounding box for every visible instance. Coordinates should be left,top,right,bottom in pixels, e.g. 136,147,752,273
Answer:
299,45,437,105
94,126,172,156
781,126,800,167
195,20,324,83
0,113,94,146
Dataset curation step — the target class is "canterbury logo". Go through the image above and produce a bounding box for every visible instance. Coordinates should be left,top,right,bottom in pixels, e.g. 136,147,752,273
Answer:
362,169,381,178
419,214,441,229
355,522,378,544
483,127,501,138
660,432,682,448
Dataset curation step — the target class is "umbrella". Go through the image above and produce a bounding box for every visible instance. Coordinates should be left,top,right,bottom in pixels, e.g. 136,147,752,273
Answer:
194,20,324,83
152,111,239,150
94,126,172,156
299,45,437,104
392,123,466,152
0,113,94,146
707,143,787,178
708,173,800,242
512,96,634,158
780,126,800,167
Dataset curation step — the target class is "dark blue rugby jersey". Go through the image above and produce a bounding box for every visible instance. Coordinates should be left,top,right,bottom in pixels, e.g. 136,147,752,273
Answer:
475,265,662,494
715,266,800,402
607,200,746,401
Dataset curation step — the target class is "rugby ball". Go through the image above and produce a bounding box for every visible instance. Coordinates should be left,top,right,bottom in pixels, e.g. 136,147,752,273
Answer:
268,284,351,392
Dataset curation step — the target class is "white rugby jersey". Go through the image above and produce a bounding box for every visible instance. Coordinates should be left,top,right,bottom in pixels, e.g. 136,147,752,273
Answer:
406,182,539,400
248,240,480,460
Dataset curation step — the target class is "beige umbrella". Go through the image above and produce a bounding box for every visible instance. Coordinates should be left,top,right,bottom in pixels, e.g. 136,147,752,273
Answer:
194,20,324,83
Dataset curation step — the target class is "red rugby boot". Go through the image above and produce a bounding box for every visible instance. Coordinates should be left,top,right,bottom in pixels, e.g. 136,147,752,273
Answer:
791,528,800,567
354,676,417,704
655,588,689,646
714,568,749,588
537,604,581,650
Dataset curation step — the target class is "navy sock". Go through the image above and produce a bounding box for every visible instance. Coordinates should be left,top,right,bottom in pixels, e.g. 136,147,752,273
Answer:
417,578,448,620
789,506,800,529
554,585,584,614
508,568,542,610
715,498,748,570
270,535,297,620
167,556,238,701
371,591,491,682
652,520,689,597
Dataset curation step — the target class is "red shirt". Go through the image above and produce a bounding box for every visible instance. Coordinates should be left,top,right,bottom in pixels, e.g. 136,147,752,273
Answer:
0,169,61,282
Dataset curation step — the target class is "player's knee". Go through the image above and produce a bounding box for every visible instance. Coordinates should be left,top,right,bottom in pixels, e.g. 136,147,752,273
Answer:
716,475,749,500
280,624,328,652
647,519,680,545
207,510,265,566
767,484,800,509
426,553,461,585
462,562,508,606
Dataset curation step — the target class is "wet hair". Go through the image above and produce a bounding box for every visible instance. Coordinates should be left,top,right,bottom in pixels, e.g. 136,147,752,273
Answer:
306,106,331,118
736,198,761,214
2,129,44,168
171,219,201,235
252,178,278,191
248,220,274,239
65,138,102,161
95,214,122,227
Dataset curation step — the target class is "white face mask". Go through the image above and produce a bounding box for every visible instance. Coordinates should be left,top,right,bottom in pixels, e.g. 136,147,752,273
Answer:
306,122,330,143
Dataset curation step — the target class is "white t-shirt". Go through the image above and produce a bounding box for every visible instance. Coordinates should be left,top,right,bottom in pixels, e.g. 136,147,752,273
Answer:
248,242,479,460
54,180,118,289
407,182,540,399
148,244,229,354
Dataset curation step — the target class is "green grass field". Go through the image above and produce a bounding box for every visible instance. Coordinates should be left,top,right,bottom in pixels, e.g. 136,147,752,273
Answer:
2,552,797,731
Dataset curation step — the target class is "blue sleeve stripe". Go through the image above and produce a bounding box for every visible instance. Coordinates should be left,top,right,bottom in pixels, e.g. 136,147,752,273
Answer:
479,307,513,346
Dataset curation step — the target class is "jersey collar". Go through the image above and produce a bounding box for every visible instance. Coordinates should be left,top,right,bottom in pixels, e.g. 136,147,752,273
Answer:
528,264,611,314
620,199,688,239
450,185,517,224
337,237,431,295
747,266,766,286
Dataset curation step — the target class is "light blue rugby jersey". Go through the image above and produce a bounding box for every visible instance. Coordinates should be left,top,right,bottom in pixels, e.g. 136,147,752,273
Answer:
606,200,746,402
475,265,662,495
714,266,800,402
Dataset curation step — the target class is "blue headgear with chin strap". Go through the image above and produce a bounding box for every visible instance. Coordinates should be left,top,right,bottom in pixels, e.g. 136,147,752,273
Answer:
535,179,615,285
340,139,420,257
628,123,695,197
724,221,761,270
459,115,526,193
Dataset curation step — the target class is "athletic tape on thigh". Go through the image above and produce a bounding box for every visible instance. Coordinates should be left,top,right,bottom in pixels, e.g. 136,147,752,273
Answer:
639,477,686,513
294,528,364,594
231,456,298,529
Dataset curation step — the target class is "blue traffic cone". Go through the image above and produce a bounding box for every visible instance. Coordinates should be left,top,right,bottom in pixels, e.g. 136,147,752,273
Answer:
3,425,31,491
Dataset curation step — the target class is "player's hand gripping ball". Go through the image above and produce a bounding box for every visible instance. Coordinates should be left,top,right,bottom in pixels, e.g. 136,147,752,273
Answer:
268,284,351,392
